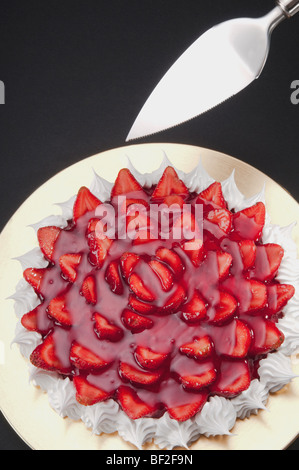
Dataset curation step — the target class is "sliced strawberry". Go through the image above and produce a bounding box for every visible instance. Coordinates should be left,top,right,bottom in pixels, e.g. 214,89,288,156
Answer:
233,202,266,241
167,393,208,421
111,168,144,198
37,226,61,262
134,346,168,370
211,360,251,397
248,280,267,311
179,336,213,360
267,283,295,315
87,217,101,234
81,275,97,305
129,273,156,302
93,312,124,342
30,332,70,373
197,182,226,208
218,320,252,358
181,238,204,267
216,250,233,280
59,253,82,282
21,308,39,332
239,239,257,270
181,290,207,323
252,243,284,282
119,362,163,385
123,198,149,212
117,385,157,419
163,194,185,208
70,342,109,370
73,376,111,406
47,294,72,326
87,232,113,268
249,320,284,356
205,208,232,234
132,229,157,245
121,309,153,333
148,259,174,292
23,267,47,294
155,247,185,278
73,187,102,223
105,261,124,295
120,252,140,280
208,291,238,324
162,285,186,313
151,166,189,200
128,294,157,315
179,364,217,391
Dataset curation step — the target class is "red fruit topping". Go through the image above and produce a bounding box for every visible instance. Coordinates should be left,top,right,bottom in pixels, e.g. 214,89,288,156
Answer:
163,195,185,208
239,239,257,270
59,253,82,282
87,232,113,268
216,251,233,280
117,386,157,419
208,291,237,324
128,294,157,315
167,393,208,421
119,362,163,385
211,360,251,397
267,283,295,315
233,202,266,241
93,312,124,342
105,261,124,295
47,294,72,326
197,182,226,208
73,376,111,406
135,346,168,370
248,280,267,311
111,168,144,198
205,208,232,234
181,238,204,267
148,259,174,292
179,363,217,391
155,247,185,278
181,291,207,323
81,275,97,305
179,336,213,360
249,320,285,356
23,267,46,294
151,166,189,200
73,186,101,223
37,226,61,261
252,243,284,282
70,342,109,370
216,320,252,358
162,285,186,313
21,308,39,332
30,332,69,373
121,309,153,333
129,273,156,302
120,252,140,280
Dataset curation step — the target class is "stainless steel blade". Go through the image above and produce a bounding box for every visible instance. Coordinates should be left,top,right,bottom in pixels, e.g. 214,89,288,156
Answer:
126,1,299,141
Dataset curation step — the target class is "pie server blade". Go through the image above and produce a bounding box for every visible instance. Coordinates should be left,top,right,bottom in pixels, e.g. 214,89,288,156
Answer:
126,1,299,141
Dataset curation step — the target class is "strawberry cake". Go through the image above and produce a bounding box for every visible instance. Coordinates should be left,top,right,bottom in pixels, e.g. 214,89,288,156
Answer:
11,155,299,449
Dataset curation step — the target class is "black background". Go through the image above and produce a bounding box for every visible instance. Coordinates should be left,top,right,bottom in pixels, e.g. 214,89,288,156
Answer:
0,0,298,450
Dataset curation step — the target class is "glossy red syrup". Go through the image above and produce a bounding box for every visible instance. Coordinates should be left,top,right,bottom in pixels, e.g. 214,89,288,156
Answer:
23,176,293,421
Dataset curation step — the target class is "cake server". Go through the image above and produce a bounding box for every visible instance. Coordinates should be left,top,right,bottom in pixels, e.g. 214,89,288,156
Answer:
126,0,299,141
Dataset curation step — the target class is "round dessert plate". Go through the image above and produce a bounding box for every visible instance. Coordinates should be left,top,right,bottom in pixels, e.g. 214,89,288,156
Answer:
0,143,298,450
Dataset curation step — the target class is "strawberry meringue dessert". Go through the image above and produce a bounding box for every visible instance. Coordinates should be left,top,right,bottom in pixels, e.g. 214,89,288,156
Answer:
12,155,299,449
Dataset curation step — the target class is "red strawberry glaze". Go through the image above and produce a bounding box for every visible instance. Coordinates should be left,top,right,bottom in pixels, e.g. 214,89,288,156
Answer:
23,169,295,421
